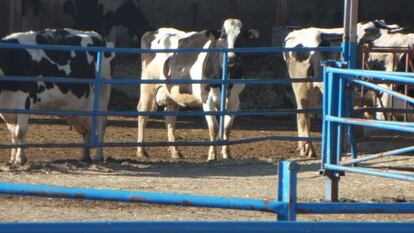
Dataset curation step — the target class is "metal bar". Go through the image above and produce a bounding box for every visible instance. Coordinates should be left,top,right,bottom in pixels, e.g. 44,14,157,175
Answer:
325,71,340,202
325,164,414,182
1,222,414,233
350,79,414,106
321,67,329,169
336,76,345,162
0,76,323,84
219,52,229,143
0,183,286,214
353,107,414,114
364,46,414,53
0,42,341,54
0,135,322,149
340,145,414,166
347,0,358,68
297,202,414,214
0,109,322,117
326,67,414,81
277,161,297,221
91,51,103,146
327,116,414,133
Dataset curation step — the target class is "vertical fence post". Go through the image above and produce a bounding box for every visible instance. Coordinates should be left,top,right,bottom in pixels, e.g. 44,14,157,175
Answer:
277,161,297,221
91,51,104,147
219,52,229,142
324,70,340,202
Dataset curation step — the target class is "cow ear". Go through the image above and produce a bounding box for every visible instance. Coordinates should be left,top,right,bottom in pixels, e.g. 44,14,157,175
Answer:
244,29,260,40
206,30,220,42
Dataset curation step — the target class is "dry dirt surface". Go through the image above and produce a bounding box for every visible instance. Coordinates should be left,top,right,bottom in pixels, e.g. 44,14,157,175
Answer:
0,116,414,222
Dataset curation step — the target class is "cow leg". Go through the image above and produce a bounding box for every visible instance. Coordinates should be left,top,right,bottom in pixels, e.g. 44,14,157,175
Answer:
221,94,240,160
93,85,111,162
6,124,17,165
7,115,29,165
164,104,183,159
292,83,316,158
81,131,92,162
203,102,219,161
137,84,157,158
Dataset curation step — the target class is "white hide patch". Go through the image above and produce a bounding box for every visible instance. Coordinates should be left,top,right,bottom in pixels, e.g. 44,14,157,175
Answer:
144,29,196,80
189,40,212,100
222,19,242,58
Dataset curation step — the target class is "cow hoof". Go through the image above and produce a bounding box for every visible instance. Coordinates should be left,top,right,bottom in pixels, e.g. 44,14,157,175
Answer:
14,156,27,166
80,155,92,163
308,151,317,158
222,154,232,160
207,154,217,162
92,156,104,163
171,151,183,159
137,150,149,159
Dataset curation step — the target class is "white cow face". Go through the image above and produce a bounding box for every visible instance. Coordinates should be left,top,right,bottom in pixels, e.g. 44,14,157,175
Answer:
221,18,243,64
218,18,259,67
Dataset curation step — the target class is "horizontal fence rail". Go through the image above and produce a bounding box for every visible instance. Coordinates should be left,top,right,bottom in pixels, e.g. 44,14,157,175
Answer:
2,221,414,233
0,75,323,84
0,135,321,149
0,42,342,54
0,183,286,214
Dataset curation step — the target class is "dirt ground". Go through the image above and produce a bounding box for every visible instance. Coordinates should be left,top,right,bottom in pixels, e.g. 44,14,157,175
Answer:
0,116,414,222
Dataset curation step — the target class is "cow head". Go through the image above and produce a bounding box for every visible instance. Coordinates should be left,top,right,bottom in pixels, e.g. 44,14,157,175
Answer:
214,18,259,70
357,20,404,45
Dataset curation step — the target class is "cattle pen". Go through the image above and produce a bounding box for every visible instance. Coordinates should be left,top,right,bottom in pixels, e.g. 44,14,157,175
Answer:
1,0,414,232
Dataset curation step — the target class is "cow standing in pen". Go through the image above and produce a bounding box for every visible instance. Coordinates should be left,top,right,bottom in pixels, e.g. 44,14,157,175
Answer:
0,28,114,165
137,18,259,161
363,21,414,121
283,21,395,158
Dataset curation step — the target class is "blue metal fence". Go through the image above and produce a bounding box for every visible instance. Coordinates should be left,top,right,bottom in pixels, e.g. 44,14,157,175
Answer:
1,24,414,232
0,41,329,150
322,65,414,201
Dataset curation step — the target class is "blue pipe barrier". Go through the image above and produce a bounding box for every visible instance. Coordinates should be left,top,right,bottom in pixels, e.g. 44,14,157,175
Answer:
297,202,414,214
325,164,414,182
0,135,322,149
326,116,414,133
349,79,414,105
0,42,341,54
340,145,414,166
0,182,286,214
4,221,414,233
1,221,414,233
0,75,323,84
322,65,414,201
326,67,414,83
0,109,322,117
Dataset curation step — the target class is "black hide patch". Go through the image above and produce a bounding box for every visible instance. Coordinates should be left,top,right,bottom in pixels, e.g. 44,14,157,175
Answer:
63,0,151,44
292,44,310,62
165,31,211,94
0,28,110,108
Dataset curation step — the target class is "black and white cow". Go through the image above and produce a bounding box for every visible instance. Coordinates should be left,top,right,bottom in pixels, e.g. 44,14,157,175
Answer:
0,28,114,165
363,21,414,120
20,0,151,46
137,18,259,161
283,21,388,158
